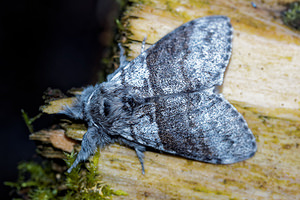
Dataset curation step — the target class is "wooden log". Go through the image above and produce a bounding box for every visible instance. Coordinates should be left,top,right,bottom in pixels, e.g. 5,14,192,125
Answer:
36,0,300,199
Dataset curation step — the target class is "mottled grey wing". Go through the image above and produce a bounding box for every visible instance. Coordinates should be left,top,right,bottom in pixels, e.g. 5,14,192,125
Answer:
128,89,256,164
110,15,233,98
109,16,256,163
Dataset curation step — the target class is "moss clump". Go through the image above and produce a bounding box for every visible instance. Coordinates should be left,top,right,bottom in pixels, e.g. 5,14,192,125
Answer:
281,1,300,30
5,151,127,200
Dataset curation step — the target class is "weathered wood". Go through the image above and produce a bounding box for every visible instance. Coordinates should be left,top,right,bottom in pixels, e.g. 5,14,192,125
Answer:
36,0,300,199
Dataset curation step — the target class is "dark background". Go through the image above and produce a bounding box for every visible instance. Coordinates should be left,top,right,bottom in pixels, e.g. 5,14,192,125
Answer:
0,0,120,198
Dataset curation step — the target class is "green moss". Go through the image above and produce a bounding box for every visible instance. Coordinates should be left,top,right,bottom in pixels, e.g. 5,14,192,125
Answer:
21,109,42,133
5,151,127,199
281,1,300,30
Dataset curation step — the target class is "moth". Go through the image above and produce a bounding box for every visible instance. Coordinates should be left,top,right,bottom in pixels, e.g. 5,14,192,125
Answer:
62,16,257,174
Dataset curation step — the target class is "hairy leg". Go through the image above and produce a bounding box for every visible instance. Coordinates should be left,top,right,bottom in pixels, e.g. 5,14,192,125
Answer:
119,139,146,174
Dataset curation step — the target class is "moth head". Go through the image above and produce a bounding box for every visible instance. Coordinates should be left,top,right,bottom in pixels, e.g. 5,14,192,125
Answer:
61,85,96,120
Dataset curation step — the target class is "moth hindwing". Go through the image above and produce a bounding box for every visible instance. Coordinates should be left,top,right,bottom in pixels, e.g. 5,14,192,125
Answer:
62,15,257,174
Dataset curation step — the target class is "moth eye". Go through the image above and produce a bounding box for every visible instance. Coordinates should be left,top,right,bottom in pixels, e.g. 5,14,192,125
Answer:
103,100,110,116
